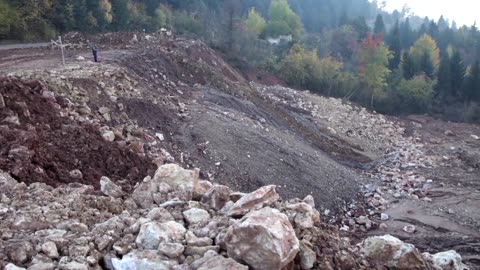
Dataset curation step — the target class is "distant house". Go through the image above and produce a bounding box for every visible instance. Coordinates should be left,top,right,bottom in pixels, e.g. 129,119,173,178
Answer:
267,35,293,45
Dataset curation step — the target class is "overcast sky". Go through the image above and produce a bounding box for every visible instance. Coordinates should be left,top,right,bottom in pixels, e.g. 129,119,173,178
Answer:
381,0,478,27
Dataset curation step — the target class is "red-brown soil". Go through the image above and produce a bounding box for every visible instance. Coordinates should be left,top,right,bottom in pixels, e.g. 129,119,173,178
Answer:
0,77,156,191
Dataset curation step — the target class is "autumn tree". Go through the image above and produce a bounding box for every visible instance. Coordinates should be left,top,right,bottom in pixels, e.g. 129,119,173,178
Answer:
398,75,434,112
357,33,392,106
265,0,303,38
280,44,318,87
244,7,266,37
408,34,440,76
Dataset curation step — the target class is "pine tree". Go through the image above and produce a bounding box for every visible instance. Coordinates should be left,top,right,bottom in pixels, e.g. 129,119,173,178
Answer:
466,61,480,101
400,18,414,49
111,0,129,31
73,0,89,32
388,19,402,69
420,51,434,78
373,14,385,37
436,54,452,99
350,16,369,40
450,49,466,99
402,51,418,80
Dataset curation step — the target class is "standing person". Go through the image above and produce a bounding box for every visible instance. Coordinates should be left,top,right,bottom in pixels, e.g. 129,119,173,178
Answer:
92,45,98,62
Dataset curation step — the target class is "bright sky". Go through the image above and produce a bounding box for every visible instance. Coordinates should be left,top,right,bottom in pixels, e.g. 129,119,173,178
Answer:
380,0,479,27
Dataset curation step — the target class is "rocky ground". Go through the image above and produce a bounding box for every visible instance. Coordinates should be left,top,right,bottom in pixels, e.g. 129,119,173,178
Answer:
0,32,478,269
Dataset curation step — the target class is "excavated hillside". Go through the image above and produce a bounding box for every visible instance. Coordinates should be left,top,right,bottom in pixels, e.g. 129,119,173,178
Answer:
0,33,479,269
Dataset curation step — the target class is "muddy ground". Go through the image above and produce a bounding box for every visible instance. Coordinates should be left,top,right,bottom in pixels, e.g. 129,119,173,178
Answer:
369,115,480,267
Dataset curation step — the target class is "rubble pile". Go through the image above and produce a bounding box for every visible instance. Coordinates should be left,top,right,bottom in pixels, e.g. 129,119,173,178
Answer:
62,31,173,50
254,84,440,234
0,165,469,270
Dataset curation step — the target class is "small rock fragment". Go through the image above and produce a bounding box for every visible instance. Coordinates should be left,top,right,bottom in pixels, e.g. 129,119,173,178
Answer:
100,176,123,198
403,225,416,234
41,241,59,258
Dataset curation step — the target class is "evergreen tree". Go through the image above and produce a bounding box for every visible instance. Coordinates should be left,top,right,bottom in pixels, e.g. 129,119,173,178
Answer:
339,9,348,26
420,51,434,78
438,16,449,32
419,17,429,36
436,54,452,98
450,49,466,99
73,0,89,32
373,14,385,37
400,18,414,49
466,61,480,101
402,51,418,80
111,0,129,31
350,16,369,40
388,19,402,69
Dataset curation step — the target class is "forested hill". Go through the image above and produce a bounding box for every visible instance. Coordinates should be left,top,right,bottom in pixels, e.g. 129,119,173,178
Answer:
1,0,479,121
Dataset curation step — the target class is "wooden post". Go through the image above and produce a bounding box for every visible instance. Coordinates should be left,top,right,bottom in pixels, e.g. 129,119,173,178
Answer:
59,36,65,66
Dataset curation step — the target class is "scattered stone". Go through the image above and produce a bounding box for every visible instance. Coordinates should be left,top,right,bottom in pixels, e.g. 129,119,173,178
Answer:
195,253,248,270
102,130,115,142
69,169,83,179
41,242,59,258
380,213,390,221
361,235,427,269
299,240,316,269
5,264,26,270
423,250,469,270
0,93,5,108
158,242,185,259
403,225,416,234
153,164,199,192
112,250,176,270
183,208,211,226
58,261,88,270
444,130,455,136
471,134,479,140
228,185,280,217
201,185,231,210
76,56,85,61
302,195,315,208
224,207,299,270
100,176,124,198
136,221,186,249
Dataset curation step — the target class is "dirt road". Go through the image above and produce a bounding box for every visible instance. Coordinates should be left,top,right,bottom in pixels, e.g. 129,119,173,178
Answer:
0,43,50,50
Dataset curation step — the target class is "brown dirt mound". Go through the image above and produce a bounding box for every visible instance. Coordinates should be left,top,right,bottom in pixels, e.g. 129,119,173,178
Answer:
0,77,155,191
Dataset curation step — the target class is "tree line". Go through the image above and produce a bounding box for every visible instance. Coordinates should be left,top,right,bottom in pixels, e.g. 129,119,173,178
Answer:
1,0,479,121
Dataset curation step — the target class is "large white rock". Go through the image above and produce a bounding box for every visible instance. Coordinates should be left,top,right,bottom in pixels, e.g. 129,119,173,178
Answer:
228,185,280,217
423,250,469,270
112,250,177,270
153,164,199,192
224,207,299,270
361,235,427,270
136,221,186,249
